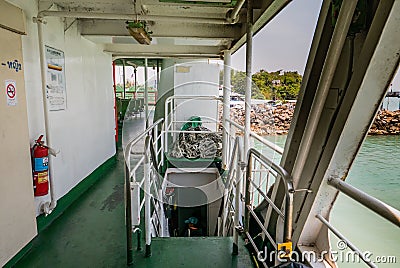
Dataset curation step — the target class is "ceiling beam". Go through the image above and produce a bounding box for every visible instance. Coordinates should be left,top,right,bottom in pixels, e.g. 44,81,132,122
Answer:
104,43,223,56
80,20,240,40
38,10,230,24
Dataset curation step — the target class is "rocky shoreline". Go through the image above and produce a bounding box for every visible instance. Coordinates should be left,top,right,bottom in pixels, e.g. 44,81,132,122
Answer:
227,103,400,136
229,103,294,135
369,110,400,135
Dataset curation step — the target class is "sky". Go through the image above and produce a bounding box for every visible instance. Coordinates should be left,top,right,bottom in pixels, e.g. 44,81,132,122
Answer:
117,0,399,90
231,0,322,73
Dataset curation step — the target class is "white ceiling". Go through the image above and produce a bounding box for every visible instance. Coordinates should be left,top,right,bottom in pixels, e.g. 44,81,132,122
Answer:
38,0,292,59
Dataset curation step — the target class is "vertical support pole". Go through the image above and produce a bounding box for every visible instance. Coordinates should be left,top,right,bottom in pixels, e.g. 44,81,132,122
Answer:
144,139,152,257
112,61,118,143
161,123,165,168
156,59,160,92
154,124,159,164
144,58,149,128
164,99,169,153
244,0,253,157
222,50,232,169
36,18,57,212
125,162,133,265
122,59,126,99
134,67,138,99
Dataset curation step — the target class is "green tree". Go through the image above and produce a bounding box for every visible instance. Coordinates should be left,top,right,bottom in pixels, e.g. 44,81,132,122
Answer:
222,69,302,100
231,71,265,99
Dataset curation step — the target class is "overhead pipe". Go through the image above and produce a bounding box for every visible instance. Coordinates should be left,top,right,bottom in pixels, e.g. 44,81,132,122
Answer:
226,0,246,24
34,17,57,214
109,53,220,59
38,10,231,24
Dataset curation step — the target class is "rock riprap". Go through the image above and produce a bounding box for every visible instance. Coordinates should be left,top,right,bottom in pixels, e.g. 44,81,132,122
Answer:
369,110,400,135
224,104,399,136
227,103,295,135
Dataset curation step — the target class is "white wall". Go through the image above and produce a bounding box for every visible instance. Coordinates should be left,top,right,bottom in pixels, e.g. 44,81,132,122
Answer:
174,62,219,131
8,0,116,214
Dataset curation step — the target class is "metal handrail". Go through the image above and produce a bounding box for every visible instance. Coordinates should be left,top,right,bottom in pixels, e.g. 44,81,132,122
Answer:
244,148,294,247
164,95,222,149
316,214,377,268
328,177,400,227
124,118,164,170
125,118,165,263
222,137,242,237
226,137,241,191
248,179,284,219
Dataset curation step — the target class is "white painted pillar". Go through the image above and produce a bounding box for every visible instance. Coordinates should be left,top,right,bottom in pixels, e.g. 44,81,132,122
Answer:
222,50,232,169
144,58,149,128
244,0,253,158
122,59,126,99
144,144,151,256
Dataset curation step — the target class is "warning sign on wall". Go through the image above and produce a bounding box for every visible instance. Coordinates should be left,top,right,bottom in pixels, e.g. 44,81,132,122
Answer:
5,79,17,106
45,46,66,111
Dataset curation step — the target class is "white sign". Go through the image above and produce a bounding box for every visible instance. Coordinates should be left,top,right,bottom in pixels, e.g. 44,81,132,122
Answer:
5,79,17,106
45,46,66,111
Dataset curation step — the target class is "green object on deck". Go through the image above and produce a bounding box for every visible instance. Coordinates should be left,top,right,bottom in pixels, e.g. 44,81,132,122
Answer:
181,116,202,130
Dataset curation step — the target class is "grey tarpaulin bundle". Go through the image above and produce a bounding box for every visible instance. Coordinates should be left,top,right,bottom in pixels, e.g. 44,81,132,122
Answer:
169,126,222,159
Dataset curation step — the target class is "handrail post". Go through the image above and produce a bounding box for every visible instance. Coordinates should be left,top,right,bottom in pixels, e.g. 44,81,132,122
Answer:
144,136,152,257
233,138,242,255
158,189,164,237
244,151,252,234
284,187,294,242
223,137,238,237
125,161,133,265
154,124,159,164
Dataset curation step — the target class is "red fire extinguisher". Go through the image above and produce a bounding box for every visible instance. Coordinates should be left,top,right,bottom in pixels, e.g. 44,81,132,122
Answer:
32,135,49,196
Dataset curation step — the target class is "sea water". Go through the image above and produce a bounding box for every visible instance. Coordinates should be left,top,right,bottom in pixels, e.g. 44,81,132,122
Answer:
254,135,400,267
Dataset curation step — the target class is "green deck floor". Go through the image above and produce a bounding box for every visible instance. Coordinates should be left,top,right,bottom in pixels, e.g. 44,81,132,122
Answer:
14,117,254,268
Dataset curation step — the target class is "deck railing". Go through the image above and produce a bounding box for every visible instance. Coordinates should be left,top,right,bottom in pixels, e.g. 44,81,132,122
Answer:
314,177,400,268
124,96,400,268
220,124,296,266
124,118,165,264
164,95,222,153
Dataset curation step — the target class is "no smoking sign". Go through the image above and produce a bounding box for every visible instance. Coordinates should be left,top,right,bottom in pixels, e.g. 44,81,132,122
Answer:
5,80,17,106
